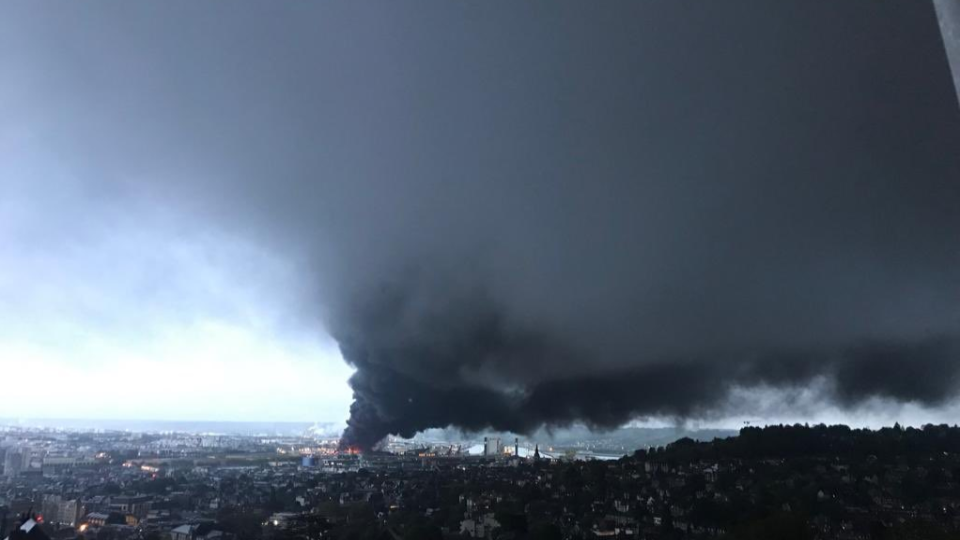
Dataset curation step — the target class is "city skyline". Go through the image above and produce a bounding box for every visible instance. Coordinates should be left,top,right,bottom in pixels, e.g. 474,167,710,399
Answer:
4,2,960,539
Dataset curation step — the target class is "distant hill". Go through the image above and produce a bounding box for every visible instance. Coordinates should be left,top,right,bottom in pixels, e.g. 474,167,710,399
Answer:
636,422,960,462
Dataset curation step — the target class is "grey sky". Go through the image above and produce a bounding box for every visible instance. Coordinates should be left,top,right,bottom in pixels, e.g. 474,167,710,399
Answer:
1,1,959,433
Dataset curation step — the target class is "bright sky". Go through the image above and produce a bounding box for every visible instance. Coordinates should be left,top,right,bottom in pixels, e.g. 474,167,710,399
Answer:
0,141,354,423
0,321,354,423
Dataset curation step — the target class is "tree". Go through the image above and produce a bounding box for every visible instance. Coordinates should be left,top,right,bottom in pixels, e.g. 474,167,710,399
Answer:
529,523,561,540
402,523,442,540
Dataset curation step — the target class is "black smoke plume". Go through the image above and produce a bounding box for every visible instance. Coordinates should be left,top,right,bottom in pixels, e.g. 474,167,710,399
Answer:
315,0,960,450
4,1,958,450
334,278,960,450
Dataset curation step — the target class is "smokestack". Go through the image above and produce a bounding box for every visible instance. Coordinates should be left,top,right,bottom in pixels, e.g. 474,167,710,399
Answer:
935,0,960,107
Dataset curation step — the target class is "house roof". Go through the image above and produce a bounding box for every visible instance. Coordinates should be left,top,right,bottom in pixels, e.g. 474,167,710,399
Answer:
4,518,51,540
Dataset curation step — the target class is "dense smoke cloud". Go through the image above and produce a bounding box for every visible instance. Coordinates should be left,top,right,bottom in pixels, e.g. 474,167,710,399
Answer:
318,0,960,448
2,1,960,447
334,275,960,449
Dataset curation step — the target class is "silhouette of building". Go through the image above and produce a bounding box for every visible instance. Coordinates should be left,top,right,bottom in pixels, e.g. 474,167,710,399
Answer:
3,514,50,540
